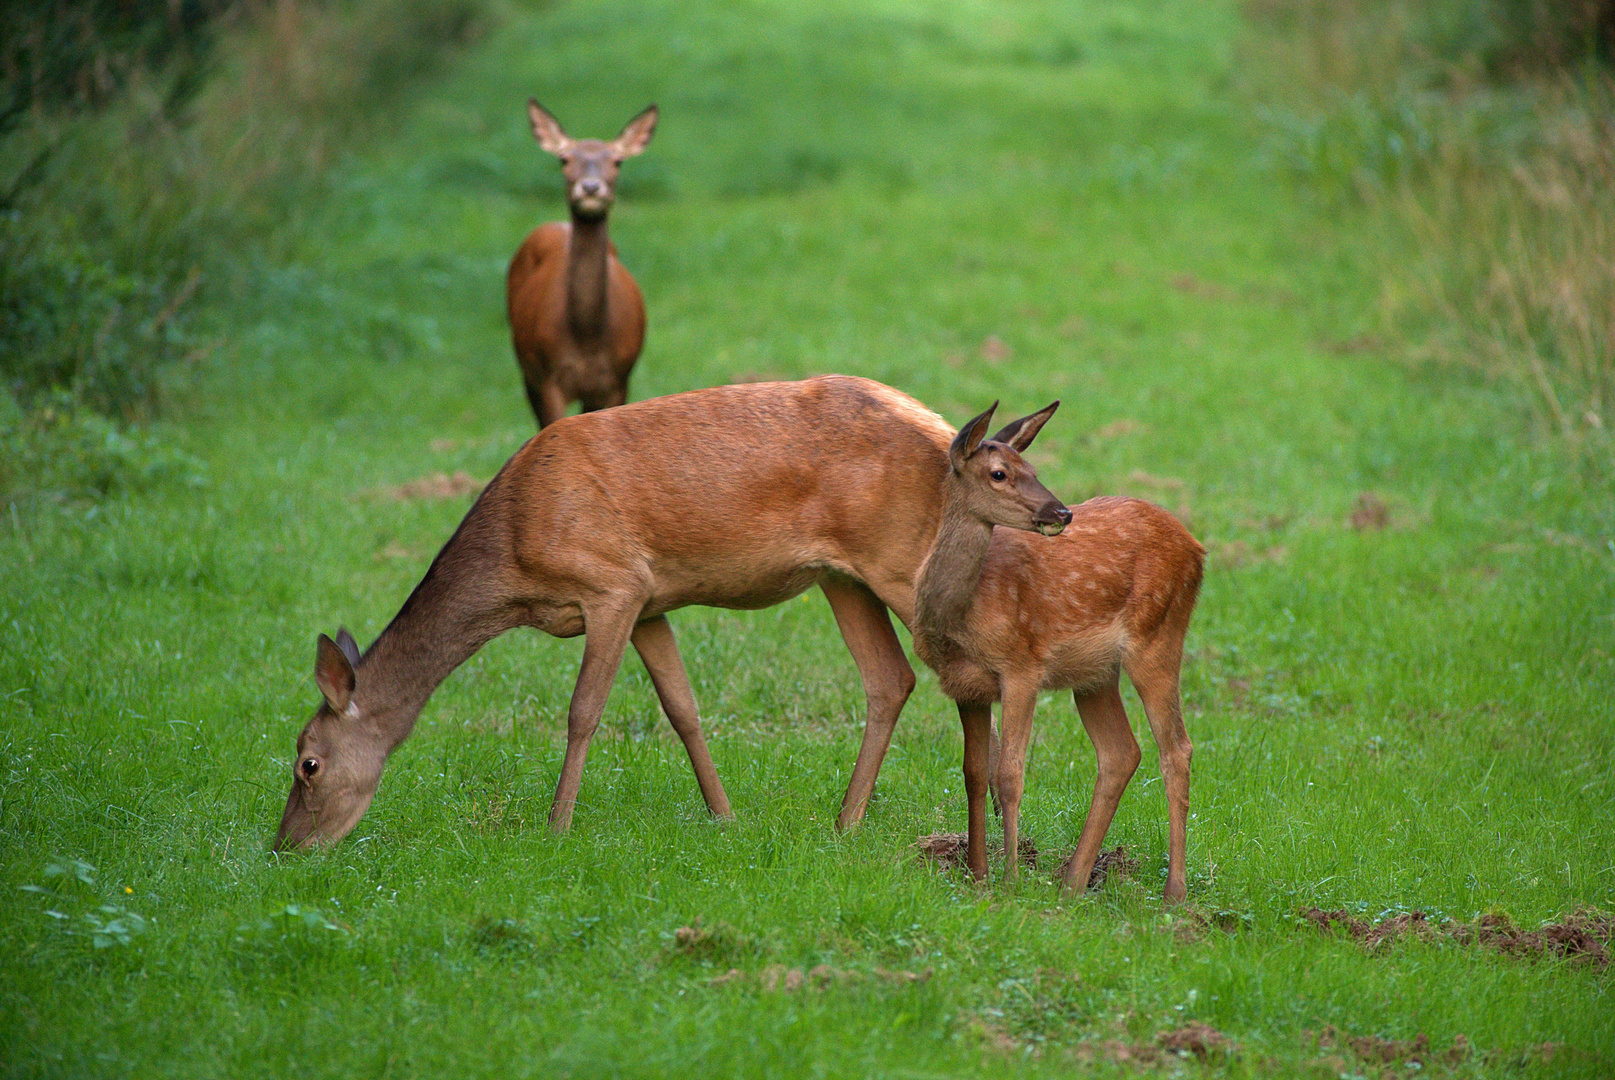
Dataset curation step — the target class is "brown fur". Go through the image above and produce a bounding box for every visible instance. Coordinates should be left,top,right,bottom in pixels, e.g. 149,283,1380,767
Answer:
275,376,960,850
506,102,656,427
912,422,1205,904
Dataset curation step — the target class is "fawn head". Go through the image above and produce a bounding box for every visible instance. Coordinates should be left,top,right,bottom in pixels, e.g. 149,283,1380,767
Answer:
948,401,1072,537
528,100,658,220
272,630,386,851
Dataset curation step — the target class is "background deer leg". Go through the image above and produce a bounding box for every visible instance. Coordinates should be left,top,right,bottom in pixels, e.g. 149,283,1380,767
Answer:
1060,680,1142,896
994,678,1040,882
629,614,733,819
525,376,568,428
547,602,639,831
819,575,916,830
581,386,628,413
958,699,993,881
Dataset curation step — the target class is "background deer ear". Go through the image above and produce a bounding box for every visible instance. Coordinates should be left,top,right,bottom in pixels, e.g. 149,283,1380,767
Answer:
991,400,1059,452
949,402,998,472
528,99,571,156
613,104,659,158
315,633,356,714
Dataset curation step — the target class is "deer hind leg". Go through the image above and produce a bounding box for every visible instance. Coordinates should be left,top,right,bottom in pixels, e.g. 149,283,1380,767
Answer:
819,576,915,831
957,700,993,882
994,678,1041,883
1059,679,1142,897
1127,647,1193,905
630,614,733,820
547,600,641,832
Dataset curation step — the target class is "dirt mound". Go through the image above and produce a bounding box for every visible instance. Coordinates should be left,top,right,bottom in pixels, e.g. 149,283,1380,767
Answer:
1310,1025,1473,1067
1300,905,1611,965
914,831,1039,871
915,834,1145,890
707,964,931,992
366,470,483,501
1069,1023,1239,1067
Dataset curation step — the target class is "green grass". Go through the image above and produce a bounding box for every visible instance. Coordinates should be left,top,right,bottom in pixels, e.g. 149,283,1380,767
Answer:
3,0,1613,1075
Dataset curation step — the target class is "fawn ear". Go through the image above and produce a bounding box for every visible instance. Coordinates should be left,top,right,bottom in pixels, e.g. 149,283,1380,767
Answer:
613,104,658,158
528,99,572,157
949,402,998,472
315,633,357,714
991,400,1059,453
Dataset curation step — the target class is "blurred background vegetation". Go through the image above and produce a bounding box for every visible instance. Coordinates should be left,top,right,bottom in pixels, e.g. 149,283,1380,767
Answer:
1,0,1610,498
1242,0,1613,462
0,0,484,498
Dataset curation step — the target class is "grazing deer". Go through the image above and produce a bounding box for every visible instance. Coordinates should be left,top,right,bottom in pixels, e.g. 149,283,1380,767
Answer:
912,403,1205,904
275,375,967,851
506,101,657,428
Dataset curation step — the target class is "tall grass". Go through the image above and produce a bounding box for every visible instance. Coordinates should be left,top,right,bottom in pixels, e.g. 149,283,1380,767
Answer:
1243,0,1614,466
0,0,486,499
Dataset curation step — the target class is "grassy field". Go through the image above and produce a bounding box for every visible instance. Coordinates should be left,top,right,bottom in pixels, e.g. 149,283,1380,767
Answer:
3,0,1612,1075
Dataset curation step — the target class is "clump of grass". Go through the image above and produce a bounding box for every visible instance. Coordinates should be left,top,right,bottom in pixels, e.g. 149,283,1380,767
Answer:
1383,76,1613,453
1243,0,1614,465
0,391,207,503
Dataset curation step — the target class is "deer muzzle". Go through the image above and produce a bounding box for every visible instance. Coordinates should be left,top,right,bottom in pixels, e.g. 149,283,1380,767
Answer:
1036,503,1074,537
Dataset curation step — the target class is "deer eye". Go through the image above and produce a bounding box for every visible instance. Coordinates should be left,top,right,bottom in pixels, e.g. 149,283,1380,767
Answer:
991,469,1008,482
301,757,320,779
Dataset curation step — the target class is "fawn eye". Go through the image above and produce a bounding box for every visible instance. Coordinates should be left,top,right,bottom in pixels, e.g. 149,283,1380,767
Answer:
991,470,1008,482
301,758,320,779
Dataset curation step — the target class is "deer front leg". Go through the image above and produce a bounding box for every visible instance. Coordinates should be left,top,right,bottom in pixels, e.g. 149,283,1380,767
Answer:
548,602,639,831
630,614,733,820
958,699,993,882
995,678,1040,883
525,374,569,429
1060,680,1142,897
819,576,916,830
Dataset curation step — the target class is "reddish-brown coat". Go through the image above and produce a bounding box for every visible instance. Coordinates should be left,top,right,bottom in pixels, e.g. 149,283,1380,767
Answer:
506,102,657,427
275,376,958,850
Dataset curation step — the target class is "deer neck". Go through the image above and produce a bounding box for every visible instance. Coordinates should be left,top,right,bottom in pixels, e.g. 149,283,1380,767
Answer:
349,515,512,753
565,213,613,340
913,478,996,645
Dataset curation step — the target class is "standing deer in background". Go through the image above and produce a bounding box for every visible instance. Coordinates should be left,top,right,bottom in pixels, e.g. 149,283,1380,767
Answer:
507,101,657,428
275,376,969,851
912,403,1205,904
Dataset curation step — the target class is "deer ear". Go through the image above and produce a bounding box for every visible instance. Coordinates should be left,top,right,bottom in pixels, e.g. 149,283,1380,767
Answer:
528,99,571,156
991,400,1059,453
315,633,356,714
334,627,362,670
949,402,998,472
613,104,658,158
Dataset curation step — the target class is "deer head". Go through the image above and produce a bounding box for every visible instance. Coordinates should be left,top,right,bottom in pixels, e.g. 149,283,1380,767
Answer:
947,401,1072,537
528,101,658,220
272,630,387,850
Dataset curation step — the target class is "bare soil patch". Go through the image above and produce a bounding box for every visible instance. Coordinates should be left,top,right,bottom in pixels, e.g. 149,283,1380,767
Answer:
915,835,1141,891
915,831,1039,871
365,470,483,501
1309,1024,1474,1068
1068,1022,1239,1068
706,963,931,992
1300,906,1612,965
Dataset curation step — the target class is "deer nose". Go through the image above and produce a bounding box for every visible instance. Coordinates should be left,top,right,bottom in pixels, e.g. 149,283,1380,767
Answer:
580,178,604,197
